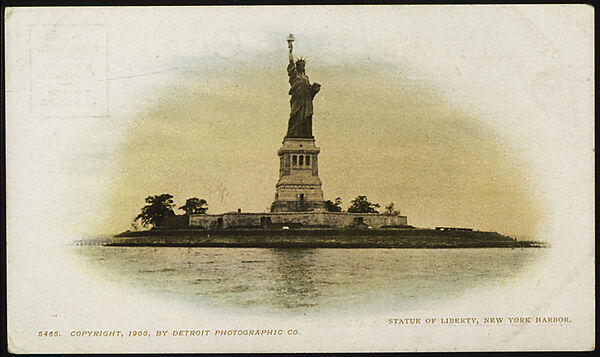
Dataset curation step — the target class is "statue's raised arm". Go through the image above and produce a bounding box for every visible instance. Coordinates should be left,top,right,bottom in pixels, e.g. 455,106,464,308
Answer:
288,44,294,64
284,34,320,138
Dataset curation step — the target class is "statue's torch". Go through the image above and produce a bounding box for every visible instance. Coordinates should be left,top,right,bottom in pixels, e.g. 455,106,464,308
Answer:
287,33,294,52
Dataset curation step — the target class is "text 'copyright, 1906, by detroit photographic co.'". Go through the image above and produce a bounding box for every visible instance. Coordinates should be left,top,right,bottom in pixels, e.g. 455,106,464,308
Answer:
37,329,302,338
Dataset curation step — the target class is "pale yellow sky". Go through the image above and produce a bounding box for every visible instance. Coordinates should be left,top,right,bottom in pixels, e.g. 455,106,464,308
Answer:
106,62,541,238
6,6,594,241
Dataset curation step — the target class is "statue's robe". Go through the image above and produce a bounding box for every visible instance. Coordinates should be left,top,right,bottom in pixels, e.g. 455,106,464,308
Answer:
286,62,319,138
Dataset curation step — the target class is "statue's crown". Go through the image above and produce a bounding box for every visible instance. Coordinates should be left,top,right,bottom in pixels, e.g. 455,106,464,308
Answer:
295,57,306,66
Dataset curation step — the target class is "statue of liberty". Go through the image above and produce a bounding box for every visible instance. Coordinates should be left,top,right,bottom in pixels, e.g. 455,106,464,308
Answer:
285,34,321,138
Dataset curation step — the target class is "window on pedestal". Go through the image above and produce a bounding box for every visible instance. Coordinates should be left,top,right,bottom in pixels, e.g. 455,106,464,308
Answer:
292,155,297,166
299,155,304,166
306,155,311,166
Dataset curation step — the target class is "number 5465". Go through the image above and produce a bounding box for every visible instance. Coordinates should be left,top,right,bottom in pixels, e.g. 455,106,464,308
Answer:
38,331,60,337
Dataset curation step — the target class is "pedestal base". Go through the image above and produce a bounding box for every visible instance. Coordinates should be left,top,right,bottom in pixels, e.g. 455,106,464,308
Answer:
270,199,326,212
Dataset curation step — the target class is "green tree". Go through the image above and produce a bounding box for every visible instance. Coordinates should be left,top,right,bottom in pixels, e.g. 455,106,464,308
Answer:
130,221,140,232
384,202,401,215
134,194,176,227
347,195,380,213
179,197,208,215
324,197,342,212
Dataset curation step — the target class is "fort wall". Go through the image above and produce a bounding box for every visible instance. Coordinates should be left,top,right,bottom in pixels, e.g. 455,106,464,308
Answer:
189,211,408,229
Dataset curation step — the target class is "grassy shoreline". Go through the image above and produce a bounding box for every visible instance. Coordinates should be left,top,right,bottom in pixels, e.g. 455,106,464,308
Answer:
109,228,545,248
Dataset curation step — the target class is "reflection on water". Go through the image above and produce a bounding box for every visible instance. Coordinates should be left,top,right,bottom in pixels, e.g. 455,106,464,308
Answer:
271,249,319,309
71,246,544,315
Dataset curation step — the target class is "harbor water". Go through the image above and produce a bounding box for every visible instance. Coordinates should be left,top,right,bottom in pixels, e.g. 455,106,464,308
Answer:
70,245,544,315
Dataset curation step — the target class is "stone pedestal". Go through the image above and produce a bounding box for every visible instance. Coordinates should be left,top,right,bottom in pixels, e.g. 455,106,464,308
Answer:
271,137,326,212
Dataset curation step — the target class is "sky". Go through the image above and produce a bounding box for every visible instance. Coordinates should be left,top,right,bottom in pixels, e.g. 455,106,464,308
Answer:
6,5,594,241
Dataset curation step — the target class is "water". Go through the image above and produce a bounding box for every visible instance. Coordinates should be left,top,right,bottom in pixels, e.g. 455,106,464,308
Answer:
71,246,544,315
